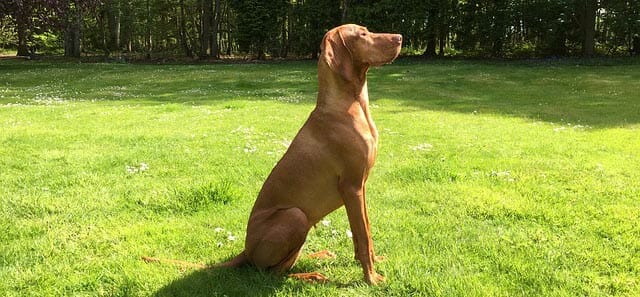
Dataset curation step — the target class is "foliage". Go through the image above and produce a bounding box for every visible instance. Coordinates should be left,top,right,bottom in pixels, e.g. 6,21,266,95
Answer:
288,0,341,58
32,32,63,54
600,1,640,55
230,0,289,58
0,1,639,58
0,0,65,55
0,15,18,49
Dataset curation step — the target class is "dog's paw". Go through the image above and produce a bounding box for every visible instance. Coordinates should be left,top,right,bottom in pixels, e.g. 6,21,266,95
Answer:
307,250,337,260
365,272,385,285
289,272,329,283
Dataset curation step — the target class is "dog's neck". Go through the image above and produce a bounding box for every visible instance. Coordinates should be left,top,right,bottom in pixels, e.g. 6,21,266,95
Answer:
316,60,370,111
316,61,378,139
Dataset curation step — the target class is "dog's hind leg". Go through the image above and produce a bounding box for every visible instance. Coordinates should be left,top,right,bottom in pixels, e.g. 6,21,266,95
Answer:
245,207,332,282
245,207,310,273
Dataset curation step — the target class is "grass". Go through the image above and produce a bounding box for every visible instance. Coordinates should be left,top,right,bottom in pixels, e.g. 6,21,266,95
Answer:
1,58,639,296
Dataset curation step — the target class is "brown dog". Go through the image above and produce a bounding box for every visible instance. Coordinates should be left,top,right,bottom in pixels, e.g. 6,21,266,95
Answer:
217,24,402,285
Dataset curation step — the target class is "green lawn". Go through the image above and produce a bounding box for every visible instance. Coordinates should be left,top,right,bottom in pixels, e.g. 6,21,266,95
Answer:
1,58,639,296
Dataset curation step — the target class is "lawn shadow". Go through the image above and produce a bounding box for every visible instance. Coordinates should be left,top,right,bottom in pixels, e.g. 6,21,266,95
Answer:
152,266,286,297
0,59,318,106
370,59,640,128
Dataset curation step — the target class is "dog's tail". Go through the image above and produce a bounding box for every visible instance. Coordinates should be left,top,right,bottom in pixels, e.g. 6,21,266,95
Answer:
141,256,208,269
216,250,249,268
142,251,249,270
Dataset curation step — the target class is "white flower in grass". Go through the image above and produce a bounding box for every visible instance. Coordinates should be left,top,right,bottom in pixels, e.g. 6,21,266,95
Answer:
346,230,353,238
217,242,224,248
321,220,331,227
126,162,149,174
491,170,515,182
491,170,511,177
227,232,236,241
243,143,257,153
214,227,224,233
411,143,433,151
126,165,137,174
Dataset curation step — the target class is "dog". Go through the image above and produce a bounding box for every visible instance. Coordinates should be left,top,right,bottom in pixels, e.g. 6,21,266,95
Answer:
219,24,402,285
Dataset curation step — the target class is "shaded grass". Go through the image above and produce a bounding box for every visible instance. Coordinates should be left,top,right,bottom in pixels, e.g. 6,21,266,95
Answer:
1,58,639,296
373,58,640,128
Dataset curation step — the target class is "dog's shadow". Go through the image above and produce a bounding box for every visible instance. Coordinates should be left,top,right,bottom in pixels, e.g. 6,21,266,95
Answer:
152,263,357,296
152,266,286,297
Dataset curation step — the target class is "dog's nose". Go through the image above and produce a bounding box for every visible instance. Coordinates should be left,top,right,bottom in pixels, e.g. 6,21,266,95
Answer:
393,34,403,45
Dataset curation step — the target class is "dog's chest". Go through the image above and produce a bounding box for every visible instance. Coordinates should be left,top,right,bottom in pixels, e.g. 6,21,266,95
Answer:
349,116,378,168
363,125,378,166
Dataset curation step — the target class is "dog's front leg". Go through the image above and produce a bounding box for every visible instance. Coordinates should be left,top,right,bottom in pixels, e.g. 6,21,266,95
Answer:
340,183,385,285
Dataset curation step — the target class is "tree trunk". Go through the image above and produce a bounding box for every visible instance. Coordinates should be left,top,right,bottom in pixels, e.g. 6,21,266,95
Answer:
15,1,30,56
97,8,108,56
423,36,437,58
107,0,121,56
422,6,438,58
549,30,567,56
64,0,82,57
16,21,30,56
223,1,232,56
200,0,213,58
145,0,151,58
120,1,133,53
632,35,640,56
341,0,348,23
582,0,597,57
439,29,446,57
211,0,221,58
280,11,288,58
492,38,504,57
179,0,193,57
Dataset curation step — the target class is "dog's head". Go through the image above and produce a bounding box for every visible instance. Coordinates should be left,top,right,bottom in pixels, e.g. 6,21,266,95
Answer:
321,24,402,82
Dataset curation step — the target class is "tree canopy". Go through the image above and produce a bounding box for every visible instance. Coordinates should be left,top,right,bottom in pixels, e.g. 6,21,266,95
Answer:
1,0,639,59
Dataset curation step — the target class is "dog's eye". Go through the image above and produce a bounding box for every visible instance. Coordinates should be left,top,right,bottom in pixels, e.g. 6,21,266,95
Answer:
360,32,367,37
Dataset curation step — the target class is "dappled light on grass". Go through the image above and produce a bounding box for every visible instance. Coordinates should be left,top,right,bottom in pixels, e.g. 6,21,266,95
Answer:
1,59,639,296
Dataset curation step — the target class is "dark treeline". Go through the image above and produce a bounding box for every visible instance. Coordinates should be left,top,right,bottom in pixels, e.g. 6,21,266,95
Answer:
1,0,639,59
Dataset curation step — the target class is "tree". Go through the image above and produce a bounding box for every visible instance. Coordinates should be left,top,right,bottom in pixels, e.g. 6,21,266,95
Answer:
145,0,151,57
1,0,65,56
200,0,213,58
487,0,511,57
289,0,341,58
63,0,83,57
580,0,597,57
341,0,348,22
600,0,640,55
105,0,121,56
212,0,222,58
231,0,288,59
12,0,33,56
178,0,194,57
1,0,639,59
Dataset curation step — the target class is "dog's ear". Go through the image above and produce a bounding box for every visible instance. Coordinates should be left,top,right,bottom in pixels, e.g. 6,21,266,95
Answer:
321,27,356,82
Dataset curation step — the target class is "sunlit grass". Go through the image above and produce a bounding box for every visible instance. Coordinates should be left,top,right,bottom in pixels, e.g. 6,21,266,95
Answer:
1,58,639,296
